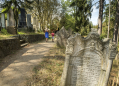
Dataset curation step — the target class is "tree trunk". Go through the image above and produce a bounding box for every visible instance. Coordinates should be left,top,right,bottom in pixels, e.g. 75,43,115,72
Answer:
98,0,104,35
107,0,111,38
113,0,119,44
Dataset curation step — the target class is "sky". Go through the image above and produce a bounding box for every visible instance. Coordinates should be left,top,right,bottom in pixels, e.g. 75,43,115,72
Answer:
90,0,109,25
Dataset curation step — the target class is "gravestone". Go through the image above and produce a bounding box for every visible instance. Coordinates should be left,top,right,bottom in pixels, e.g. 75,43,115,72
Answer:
6,8,16,34
7,8,15,27
68,28,72,36
27,14,33,30
33,17,36,32
18,8,26,28
56,26,70,47
60,28,117,86
36,19,39,31
1,13,5,28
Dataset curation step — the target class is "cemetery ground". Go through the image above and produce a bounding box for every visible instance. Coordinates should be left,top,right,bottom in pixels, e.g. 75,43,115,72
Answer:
0,30,119,86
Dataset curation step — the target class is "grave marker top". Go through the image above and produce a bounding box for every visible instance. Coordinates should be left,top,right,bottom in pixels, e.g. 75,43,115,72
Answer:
60,28,117,86
56,26,70,47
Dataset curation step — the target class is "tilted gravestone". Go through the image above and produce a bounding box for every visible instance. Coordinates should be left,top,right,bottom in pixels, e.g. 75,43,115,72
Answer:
56,26,70,47
60,29,117,86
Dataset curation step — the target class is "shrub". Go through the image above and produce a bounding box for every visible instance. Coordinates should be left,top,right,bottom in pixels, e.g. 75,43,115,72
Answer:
1,28,9,35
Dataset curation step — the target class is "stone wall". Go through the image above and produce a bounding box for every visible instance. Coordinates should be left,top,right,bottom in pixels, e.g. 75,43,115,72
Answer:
0,38,20,58
19,34,45,43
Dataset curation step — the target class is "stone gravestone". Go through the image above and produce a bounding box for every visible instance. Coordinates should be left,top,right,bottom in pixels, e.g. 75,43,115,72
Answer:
60,28,117,86
36,19,39,31
33,17,36,32
56,26,70,47
6,8,17,34
18,8,26,28
7,8,15,27
1,13,6,28
68,28,72,36
27,14,33,31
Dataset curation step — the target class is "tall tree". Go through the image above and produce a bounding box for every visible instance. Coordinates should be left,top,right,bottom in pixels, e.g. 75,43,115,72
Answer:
98,0,104,35
107,0,111,38
27,0,60,30
113,0,119,44
70,0,93,32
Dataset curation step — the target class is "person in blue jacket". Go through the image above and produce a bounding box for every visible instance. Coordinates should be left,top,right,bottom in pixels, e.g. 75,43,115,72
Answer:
45,29,49,42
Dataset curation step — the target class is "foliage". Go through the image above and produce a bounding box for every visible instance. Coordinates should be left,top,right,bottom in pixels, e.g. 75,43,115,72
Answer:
69,0,93,32
1,28,9,35
1,0,34,34
26,0,60,31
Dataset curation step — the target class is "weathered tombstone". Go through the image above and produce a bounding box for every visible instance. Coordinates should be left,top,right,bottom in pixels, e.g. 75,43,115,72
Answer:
6,8,17,34
39,23,41,30
36,19,39,31
60,28,117,86
68,28,72,36
7,8,15,27
18,8,26,28
27,14,33,31
56,26,70,47
33,17,36,32
1,13,6,28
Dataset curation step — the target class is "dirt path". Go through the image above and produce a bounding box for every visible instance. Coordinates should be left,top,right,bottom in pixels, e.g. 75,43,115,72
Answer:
0,40,55,86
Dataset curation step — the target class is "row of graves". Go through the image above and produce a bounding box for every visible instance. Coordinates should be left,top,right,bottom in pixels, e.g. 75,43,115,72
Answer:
56,27,117,86
0,8,40,34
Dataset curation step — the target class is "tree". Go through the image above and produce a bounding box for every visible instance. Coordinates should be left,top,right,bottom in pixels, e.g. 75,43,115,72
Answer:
26,0,60,31
1,0,33,34
98,0,105,35
113,0,119,44
70,0,93,32
107,0,111,38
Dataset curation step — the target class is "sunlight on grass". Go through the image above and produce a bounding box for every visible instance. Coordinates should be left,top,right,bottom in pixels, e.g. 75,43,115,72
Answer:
26,45,65,86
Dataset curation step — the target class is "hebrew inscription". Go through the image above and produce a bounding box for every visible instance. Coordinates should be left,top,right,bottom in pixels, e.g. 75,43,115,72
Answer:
71,52,102,86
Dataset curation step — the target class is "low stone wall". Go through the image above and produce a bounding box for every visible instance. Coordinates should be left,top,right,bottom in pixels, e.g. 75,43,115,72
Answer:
19,34,45,43
0,38,20,58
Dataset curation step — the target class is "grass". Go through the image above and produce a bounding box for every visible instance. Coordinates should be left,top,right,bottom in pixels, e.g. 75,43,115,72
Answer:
0,33,14,39
26,45,65,86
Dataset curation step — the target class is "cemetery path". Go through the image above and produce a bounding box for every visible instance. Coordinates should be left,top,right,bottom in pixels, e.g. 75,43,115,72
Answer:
0,40,55,86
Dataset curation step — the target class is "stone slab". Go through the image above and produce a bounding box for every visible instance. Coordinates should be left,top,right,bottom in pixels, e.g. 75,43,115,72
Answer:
60,28,117,86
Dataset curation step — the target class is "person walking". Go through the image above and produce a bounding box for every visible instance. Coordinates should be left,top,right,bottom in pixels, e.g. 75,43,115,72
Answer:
51,31,55,42
45,29,49,42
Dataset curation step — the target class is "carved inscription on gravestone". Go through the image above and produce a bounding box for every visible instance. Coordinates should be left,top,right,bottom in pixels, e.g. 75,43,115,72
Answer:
71,53,102,86
60,29,117,86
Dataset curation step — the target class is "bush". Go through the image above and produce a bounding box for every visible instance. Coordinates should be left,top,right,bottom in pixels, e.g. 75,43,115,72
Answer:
1,28,9,35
